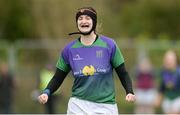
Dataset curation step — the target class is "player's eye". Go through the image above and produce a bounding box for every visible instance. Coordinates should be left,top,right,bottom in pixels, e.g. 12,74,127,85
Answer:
85,16,91,20
78,16,83,21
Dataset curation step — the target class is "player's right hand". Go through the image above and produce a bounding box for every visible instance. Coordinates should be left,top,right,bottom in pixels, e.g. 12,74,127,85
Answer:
38,93,48,104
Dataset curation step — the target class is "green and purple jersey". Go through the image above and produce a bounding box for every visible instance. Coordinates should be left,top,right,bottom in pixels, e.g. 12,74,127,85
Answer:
56,35,124,104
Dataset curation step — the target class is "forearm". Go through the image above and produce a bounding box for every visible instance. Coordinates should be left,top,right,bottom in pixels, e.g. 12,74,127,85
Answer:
115,63,134,95
43,68,68,95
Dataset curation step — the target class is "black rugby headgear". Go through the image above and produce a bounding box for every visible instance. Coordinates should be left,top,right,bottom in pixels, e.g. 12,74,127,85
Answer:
69,7,97,35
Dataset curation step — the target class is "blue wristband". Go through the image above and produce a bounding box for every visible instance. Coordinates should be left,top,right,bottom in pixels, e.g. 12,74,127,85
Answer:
43,89,50,96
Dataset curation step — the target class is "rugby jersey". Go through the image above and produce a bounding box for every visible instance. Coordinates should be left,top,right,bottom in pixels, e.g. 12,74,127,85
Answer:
56,35,124,104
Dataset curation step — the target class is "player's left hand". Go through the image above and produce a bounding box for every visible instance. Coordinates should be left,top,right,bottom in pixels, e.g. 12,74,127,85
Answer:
125,93,136,102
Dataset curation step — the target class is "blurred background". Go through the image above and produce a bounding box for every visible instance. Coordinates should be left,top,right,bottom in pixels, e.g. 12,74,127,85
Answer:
0,0,180,114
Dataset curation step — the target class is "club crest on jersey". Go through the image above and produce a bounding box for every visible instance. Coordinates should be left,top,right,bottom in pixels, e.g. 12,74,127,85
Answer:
82,65,96,76
73,54,83,61
96,50,103,58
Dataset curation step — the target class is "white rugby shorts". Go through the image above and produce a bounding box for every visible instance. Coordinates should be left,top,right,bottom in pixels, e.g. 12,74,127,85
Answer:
67,97,119,115
162,97,180,114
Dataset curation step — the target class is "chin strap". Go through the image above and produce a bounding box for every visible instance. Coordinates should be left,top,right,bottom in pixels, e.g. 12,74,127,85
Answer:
69,30,94,36
68,32,81,35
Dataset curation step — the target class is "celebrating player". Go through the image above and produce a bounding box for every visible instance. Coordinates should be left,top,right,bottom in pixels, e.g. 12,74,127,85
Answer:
38,7,136,114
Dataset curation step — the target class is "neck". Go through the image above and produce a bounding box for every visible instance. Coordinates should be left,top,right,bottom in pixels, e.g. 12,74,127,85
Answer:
80,31,97,46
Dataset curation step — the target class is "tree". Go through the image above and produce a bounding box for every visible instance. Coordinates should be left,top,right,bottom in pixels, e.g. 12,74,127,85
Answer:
119,0,180,40
0,0,35,42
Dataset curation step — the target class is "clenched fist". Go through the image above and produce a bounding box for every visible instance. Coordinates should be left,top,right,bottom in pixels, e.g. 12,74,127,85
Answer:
38,93,49,104
126,93,136,102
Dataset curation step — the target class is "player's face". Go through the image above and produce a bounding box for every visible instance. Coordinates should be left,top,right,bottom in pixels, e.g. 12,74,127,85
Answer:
163,51,177,70
77,15,93,34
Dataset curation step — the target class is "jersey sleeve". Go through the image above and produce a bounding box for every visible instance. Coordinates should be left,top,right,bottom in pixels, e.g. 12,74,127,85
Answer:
111,41,124,68
56,47,71,72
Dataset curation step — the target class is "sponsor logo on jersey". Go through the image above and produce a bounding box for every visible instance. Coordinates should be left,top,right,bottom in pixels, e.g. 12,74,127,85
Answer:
82,65,96,76
73,65,109,77
73,54,83,60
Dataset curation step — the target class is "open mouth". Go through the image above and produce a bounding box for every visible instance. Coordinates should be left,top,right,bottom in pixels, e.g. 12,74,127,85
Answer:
80,24,90,28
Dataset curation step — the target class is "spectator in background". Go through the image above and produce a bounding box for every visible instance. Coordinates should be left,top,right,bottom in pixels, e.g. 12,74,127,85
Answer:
38,63,59,114
0,62,15,113
134,57,157,114
155,50,180,114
